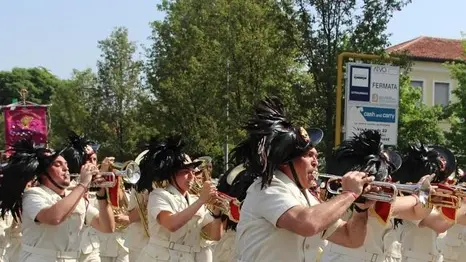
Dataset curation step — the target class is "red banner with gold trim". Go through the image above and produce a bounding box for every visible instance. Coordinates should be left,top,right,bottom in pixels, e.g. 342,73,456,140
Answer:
2,104,48,152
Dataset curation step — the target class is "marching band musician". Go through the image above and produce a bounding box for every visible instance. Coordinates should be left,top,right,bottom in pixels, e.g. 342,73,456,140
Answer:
391,144,458,262
193,156,216,262
134,136,224,262
61,131,102,262
441,167,466,262
320,132,433,262
0,137,115,262
121,186,149,262
119,150,150,262
233,97,376,262
95,157,130,262
212,164,247,262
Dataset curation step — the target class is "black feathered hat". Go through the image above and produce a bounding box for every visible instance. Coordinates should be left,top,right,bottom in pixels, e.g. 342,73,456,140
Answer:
327,130,402,181
242,96,323,189
136,135,202,192
391,143,456,184
60,131,99,174
0,137,60,220
216,164,253,231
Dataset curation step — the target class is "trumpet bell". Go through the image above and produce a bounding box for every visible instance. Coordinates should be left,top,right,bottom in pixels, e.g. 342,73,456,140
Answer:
393,179,431,206
118,161,141,184
318,173,397,203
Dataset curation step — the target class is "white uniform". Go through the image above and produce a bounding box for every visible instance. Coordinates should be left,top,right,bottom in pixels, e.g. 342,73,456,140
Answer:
400,211,444,262
79,193,100,262
124,189,149,262
0,212,18,262
212,230,235,262
438,224,466,262
95,193,129,262
20,185,99,262
197,235,216,262
235,170,340,262
4,217,22,262
78,227,100,262
321,213,402,262
136,185,214,262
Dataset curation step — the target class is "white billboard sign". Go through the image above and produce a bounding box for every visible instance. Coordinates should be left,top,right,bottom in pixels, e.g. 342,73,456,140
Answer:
344,63,400,145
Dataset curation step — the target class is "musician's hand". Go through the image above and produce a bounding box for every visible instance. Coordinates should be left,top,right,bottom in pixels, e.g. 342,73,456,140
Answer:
418,174,433,184
341,171,374,196
354,199,376,210
199,181,216,204
84,145,94,156
115,214,130,226
100,157,115,172
90,171,107,188
79,163,98,186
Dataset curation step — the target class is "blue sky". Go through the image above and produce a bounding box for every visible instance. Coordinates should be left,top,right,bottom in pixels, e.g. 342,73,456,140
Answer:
0,0,464,79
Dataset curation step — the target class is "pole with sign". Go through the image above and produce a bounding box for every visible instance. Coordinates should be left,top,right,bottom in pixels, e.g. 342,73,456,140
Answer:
344,62,400,146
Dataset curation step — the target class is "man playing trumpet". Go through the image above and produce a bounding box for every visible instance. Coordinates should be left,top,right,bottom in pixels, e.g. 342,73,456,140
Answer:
233,97,376,262
321,132,433,262
0,136,115,262
135,136,224,262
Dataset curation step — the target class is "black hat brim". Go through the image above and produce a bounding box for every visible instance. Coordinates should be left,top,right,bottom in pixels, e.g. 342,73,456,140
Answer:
386,150,402,173
90,144,100,153
431,145,456,175
180,160,203,170
307,128,324,147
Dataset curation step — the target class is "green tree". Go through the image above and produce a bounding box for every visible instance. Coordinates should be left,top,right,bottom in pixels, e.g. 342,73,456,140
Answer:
147,0,306,171
445,38,466,166
94,27,146,160
48,69,98,147
279,0,412,160
397,75,445,148
0,67,61,105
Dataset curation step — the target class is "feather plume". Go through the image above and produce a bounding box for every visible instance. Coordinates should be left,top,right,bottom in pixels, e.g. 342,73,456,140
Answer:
0,138,42,220
60,131,91,174
136,135,194,192
391,143,454,183
328,130,400,181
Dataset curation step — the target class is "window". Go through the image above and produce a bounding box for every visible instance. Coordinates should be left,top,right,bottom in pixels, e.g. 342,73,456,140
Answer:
410,80,424,104
434,82,450,107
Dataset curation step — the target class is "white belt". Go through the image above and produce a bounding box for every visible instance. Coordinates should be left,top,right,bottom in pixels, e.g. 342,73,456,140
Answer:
22,245,80,259
149,238,200,253
403,250,437,261
329,244,385,262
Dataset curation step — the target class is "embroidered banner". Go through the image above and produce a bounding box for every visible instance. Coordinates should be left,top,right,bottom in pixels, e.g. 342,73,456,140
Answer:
3,105,48,151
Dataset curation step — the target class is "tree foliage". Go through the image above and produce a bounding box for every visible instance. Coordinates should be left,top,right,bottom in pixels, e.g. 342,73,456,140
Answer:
48,69,97,147
445,39,466,166
397,74,445,148
278,0,412,160
93,27,146,159
146,0,307,171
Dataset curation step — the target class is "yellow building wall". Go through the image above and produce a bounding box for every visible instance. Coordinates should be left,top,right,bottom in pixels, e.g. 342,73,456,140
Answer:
408,61,459,132
409,61,459,105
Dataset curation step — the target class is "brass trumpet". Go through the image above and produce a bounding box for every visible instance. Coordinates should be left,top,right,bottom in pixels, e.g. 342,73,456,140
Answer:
449,183,466,198
428,183,462,209
70,161,141,188
318,174,399,203
318,174,431,205
190,179,241,222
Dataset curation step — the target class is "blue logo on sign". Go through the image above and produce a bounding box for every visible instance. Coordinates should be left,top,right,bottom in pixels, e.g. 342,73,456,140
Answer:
358,107,396,123
349,65,371,102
